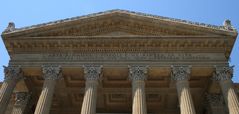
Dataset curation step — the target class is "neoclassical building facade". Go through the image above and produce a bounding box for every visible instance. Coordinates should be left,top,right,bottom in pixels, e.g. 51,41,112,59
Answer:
0,10,239,114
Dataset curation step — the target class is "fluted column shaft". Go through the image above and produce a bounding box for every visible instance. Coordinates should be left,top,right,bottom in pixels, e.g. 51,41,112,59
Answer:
206,93,225,114
34,65,62,114
219,80,239,114
214,66,239,114
81,81,98,114
176,80,196,114
81,65,102,114
34,80,56,114
129,66,148,114
11,92,31,114
0,66,22,114
171,66,196,114
132,80,147,114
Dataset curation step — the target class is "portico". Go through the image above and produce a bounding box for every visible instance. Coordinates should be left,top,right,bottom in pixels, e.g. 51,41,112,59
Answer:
0,10,238,114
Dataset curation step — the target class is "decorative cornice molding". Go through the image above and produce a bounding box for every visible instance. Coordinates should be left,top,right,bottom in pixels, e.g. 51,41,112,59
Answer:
212,66,233,81
3,9,236,35
83,65,102,81
42,65,62,80
129,65,148,81
171,65,191,81
3,66,23,82
5,36,229,53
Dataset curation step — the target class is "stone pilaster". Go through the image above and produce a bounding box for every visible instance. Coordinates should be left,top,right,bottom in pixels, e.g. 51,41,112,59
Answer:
129,65,148,114
205,93,226,114
213,66,239,114
11,92,31,114
0,66,23,114
34,65,62,114
171,65,196,114
81,65,102,114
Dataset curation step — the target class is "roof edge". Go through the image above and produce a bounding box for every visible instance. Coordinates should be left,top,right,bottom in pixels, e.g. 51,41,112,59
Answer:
2,9,238,36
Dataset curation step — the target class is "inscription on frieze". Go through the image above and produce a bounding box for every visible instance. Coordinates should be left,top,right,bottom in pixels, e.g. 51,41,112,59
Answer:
12,53,226,61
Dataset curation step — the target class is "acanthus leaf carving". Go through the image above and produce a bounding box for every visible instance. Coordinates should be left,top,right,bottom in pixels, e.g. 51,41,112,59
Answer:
212,65,233,81
83,65,102,81
171,65,191,81
15,92,31,106
42,65,62,80
129,65,148,81
3,66,23,82
205,93,224,106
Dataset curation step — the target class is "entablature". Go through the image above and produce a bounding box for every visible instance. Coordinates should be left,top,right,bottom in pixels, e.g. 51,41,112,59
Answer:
3,36,233,56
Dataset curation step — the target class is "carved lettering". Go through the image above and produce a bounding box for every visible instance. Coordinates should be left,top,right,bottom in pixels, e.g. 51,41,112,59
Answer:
12,53,226,62
43,53,211,61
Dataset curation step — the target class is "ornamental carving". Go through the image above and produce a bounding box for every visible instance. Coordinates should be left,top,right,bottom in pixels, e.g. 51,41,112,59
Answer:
206,93,224,106
129,65,148,81
7,37,228,54
15,92,31,106
3,22,15,33
4,9,235,35
3,66,23,81
83,65,102,81
212,66,233,81
42,65,62,80
171,65,191,81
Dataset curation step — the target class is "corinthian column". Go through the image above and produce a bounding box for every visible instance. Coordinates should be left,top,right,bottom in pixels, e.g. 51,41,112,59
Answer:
205,93,225,114
11,92,31,114
129,65,148,114
34,65,62,114
81,65,102,114
0,66,23,114
171,66,196,114
213,66,239,114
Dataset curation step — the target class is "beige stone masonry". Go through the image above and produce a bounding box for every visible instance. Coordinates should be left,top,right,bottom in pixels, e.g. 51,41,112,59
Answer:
34,66,62,114
129,66,148,114
171,66,196,114
81,65,102,114
0,66,22,114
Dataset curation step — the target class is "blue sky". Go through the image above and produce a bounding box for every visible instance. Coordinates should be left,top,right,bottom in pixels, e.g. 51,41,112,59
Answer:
0,0,238,82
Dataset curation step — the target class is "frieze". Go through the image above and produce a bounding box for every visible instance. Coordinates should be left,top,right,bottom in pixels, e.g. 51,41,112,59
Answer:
12,53,226,62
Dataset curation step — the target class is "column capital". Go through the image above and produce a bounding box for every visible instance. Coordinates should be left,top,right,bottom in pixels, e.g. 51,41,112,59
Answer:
129,65,148,81
3,66,23,81
83,65,102,81
212,66,233,81
171,65,191,81
42,65,62,80
206,93,224,106
15,92,31,106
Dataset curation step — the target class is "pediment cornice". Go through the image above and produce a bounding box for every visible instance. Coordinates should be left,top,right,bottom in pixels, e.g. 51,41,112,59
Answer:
2,9,237,38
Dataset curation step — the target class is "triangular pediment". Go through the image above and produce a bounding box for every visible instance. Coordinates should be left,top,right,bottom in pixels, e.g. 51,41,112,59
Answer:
2,9,237,37
97,31,137,36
